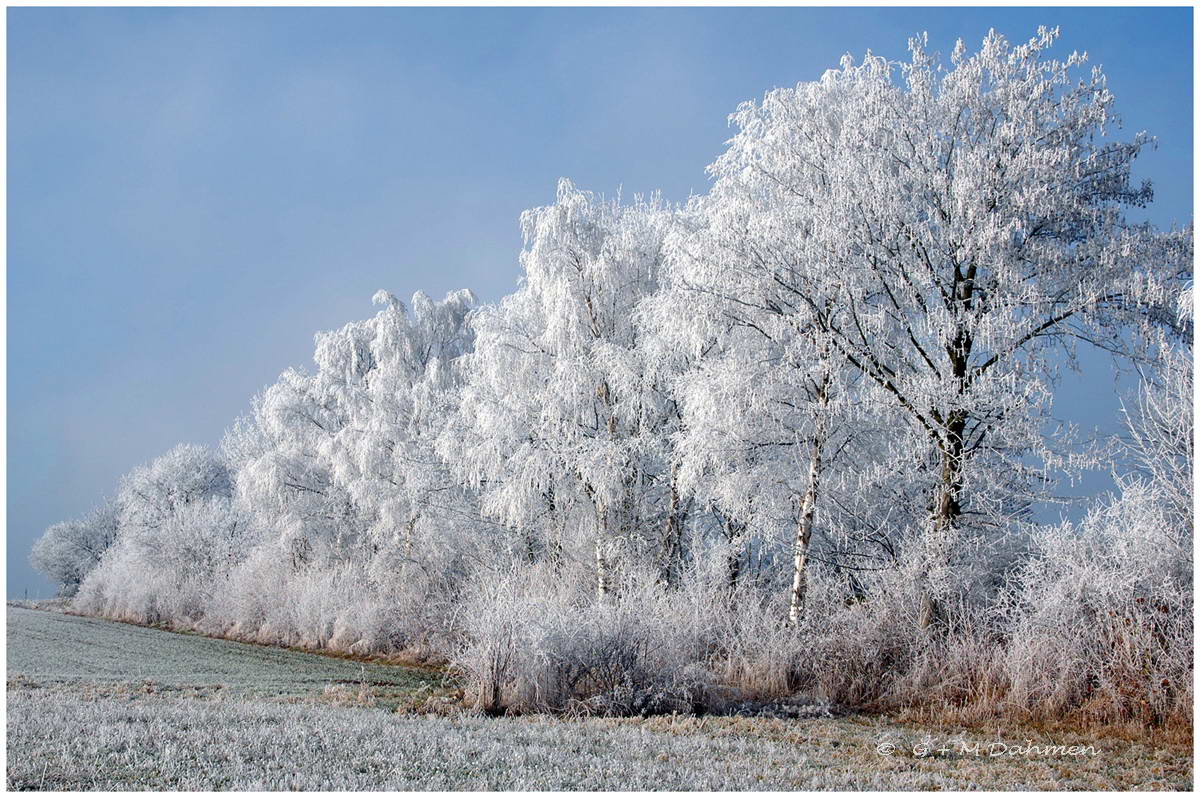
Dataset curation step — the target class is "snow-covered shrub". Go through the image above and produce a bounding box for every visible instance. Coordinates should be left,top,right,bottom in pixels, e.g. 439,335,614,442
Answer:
996,333,1193,727
1001,482,1192,726
455,562,719,716
197,543,284,640
73,496,247,626
794,569,926,706
73,540,173,623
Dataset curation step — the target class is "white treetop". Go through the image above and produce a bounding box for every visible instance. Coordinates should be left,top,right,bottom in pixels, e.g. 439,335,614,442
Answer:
443,179,671,595
669,26,1192,622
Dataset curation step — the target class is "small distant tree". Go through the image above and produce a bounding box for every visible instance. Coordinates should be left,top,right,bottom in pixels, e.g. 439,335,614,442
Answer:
118,443,233,567
29,499,119,596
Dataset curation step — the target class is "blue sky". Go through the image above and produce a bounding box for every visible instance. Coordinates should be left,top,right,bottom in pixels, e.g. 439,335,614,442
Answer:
8,7,1193,597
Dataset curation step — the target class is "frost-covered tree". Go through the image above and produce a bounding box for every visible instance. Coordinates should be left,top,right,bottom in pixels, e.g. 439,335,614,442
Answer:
1116,290,1193,547
327,289,482,575
235,289,480,575
652,202,914,622
679,26,1192,625
114,444,236,582
29,500,119,596
443,180,672,598
31,24,1194,729
228,338,367,567
70,446,240,622
119,444,232,542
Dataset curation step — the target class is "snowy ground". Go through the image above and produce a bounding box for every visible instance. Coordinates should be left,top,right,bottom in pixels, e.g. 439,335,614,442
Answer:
6,606,1191,790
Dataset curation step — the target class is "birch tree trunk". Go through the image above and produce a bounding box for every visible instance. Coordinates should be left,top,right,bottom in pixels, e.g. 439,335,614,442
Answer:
788,438,823,626
591,492,614,601
398,514,418,578
595,537,614,600
658,461,684,587
788,367,830,626
593,377,620,601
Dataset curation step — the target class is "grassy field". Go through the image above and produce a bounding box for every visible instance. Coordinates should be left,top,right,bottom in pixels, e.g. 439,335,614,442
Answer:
6,605,1192,790
6,605,448,708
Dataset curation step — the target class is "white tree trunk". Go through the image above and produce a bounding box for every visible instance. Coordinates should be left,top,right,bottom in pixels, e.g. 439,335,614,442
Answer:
788,366,830,626
595,537,613,600
593,497,614,601
659,461,684,587
788,441,822,626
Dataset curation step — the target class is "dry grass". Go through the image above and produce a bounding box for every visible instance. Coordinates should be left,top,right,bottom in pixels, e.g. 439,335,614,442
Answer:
7,604,1192,790
608,714,1193,790
9,685,1191,791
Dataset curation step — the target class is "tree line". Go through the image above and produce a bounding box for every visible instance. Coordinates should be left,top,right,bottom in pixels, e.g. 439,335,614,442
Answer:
34,27,1193,727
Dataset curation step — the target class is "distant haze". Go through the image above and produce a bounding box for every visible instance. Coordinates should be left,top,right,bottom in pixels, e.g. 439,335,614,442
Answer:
8,6,1193,597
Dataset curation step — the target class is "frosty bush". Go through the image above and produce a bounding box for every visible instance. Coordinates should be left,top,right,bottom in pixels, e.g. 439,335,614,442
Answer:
1002,483,1193,726
454,563,718,716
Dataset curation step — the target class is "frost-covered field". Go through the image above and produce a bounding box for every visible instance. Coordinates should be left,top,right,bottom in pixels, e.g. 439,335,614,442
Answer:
4,694,967,790
7,606,1191,790
6,606,442,704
